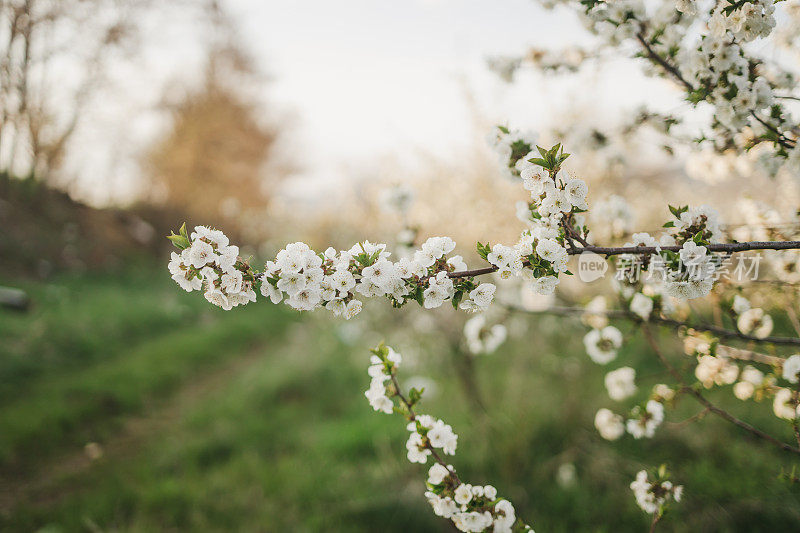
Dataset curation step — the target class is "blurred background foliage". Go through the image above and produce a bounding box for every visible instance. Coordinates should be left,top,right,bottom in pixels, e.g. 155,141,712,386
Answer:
2,0,800,532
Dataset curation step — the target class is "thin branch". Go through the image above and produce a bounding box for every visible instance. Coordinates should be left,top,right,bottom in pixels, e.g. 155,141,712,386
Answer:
785,306,800,338
503,304,800,347
578,241,800,257
649,512,662,533
641,325,800,455
635,31,796,150
635,32,694,92
447,241,800,280
668,407,710,428
389,372,461,485
751,112,797,149
793,379,800,450
716,345,786,366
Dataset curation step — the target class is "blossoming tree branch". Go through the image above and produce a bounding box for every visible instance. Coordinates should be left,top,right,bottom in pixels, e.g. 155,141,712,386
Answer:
165,0,800,530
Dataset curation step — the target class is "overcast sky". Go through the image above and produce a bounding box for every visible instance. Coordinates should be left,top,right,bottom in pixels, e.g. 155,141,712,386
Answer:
71,0,673,205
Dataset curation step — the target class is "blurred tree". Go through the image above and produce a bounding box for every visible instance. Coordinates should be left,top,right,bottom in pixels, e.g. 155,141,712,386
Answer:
146,3,285,238
147,51,281,236
0,0,148,181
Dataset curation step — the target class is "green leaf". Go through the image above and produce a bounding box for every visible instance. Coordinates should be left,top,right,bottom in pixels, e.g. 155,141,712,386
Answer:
167,233,190,250
413,286,425,306
409,387,424,405
477,242,491,260
451,290,463,309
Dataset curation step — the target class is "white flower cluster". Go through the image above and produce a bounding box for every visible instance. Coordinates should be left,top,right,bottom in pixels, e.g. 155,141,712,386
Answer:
366,344,531,532
626,400,666,439
595,394,667,441
520,166,588,221
661,242,717,300
425,480,523,533
406,414,458,463
257,237,497,317
684,329,800,422
733,365,766,401
596,401,666,441
557,0,794,165
485,233,566,295
615,205,723,303
681,37,775,135
583,314,669,441
365,346,402,414
590,194,634,240
168,226,257,310
630,469,683,515
695,354,739,389
675,205,723,244
586,0,647,44
463,315,508,355
709,0,776,42
736,307,773,339
486,125,538,180
485,142,592,298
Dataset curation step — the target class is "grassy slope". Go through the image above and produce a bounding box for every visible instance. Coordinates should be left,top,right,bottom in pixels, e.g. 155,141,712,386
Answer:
1,267,799,531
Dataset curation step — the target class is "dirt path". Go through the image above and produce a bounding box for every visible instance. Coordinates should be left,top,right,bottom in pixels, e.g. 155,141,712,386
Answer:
0,340,270,514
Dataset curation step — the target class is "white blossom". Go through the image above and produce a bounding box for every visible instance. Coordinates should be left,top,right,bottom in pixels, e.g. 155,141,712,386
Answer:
695,355,739,388
773,388,799,420
630,293,653,321
428,463,451,485
626,400,664,439
783,354,800,384
594,408,625,440
630,470,683,515
605,367,637,401
464,315,508,355
454,484,473,505
737,308,773,339
583,326,623,364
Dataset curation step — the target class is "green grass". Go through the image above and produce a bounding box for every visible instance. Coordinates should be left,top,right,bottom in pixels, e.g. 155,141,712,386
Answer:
1,266,800,531
0,266,214,399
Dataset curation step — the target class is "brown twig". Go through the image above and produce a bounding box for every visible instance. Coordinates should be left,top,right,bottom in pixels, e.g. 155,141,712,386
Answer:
793,381,800,450
641,325,800,455
635,32,694,91
504,304,800,347
785,305,800,338
389,373,461,484
635,31,796,150
715,345,786,366
669,407,711,429
649,512,662,533
447,241,800,280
